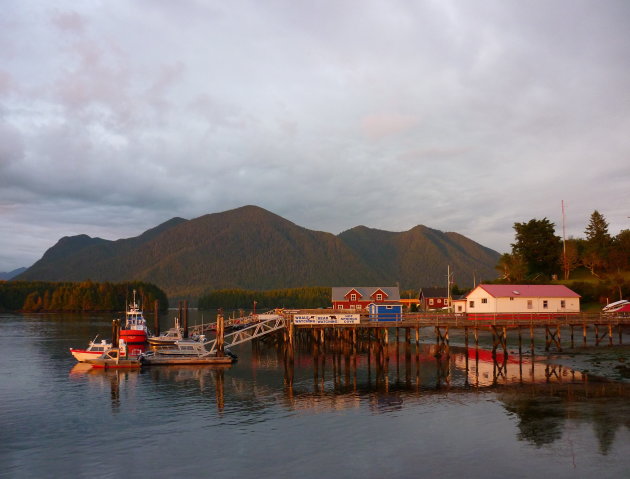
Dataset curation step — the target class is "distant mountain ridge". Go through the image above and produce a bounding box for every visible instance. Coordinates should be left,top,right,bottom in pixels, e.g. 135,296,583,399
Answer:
16,205,500,297
0,267,27,280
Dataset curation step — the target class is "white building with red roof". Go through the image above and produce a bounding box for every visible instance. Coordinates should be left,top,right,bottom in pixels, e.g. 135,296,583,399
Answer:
464,284,580,315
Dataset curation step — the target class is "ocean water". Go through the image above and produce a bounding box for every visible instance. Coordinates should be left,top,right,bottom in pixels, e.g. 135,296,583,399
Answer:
1,312,629,478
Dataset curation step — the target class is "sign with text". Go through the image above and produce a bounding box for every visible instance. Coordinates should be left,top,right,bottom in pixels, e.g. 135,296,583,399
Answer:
293,314,360,325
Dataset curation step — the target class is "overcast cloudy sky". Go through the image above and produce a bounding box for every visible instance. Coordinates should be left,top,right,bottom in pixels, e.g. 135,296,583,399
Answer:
1,0,629,271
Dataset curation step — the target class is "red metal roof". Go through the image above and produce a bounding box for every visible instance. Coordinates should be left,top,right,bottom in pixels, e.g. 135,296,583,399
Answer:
472,284,580,298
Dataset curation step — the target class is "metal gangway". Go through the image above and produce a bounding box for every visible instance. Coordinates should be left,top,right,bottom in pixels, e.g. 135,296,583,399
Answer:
203,314,286,355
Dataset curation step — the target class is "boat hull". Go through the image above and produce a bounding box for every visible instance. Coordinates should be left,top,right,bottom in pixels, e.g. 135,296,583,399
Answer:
85,358,142,368
119,330,148,343
70,349,106,362
147,337,178,346
141,355,235,365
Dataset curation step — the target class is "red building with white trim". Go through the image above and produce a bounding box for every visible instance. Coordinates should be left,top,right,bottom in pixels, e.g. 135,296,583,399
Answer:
331,286,401,311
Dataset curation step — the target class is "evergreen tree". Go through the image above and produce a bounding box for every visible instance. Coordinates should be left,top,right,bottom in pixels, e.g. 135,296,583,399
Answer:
584,210,611,273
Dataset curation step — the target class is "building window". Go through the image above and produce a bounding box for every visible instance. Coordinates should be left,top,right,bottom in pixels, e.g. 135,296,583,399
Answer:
527,300,533,309
351,294,356,301
469,301,475,308
481,298,488,304
543,300,548,309
386,305,392,310
509,297,514,301
429,299,434,305
561,300,566,308
376,294,383,301
457,306,462,312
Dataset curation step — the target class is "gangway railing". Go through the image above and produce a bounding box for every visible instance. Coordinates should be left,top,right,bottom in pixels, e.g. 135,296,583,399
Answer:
203,314,286,355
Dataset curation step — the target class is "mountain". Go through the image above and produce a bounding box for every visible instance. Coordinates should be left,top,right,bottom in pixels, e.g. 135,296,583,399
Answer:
0,267,27,280
338,225,500,288
16,205,500,297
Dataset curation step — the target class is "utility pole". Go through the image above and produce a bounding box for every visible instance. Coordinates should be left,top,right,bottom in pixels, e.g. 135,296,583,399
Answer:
562,200,569,280
447,265,454,312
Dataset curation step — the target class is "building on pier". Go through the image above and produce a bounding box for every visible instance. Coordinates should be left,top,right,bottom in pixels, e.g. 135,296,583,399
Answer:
418,287,450,311
463,284,580,317
367,302,403,321
331,286,400,311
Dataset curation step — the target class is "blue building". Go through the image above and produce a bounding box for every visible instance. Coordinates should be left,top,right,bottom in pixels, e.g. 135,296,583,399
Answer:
368,302,403,322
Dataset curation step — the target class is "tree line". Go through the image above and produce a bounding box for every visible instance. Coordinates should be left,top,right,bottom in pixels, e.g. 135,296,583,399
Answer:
198,287,332,310
0,280,169,312
493,210,630,304
496,210,629,282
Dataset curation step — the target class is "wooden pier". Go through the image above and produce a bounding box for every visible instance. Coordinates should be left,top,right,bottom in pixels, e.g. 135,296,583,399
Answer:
281,310,630,354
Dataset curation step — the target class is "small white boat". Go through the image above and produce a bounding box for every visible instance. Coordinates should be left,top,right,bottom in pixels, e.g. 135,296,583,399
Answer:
84,340,142,369
140,337,236,365
70,336,113,362
147,317,183,346
150,337,208,357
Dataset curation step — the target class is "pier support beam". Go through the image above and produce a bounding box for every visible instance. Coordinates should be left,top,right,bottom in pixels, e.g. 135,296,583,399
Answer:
434,326,449,358
545,325,562,352
491,326,507,357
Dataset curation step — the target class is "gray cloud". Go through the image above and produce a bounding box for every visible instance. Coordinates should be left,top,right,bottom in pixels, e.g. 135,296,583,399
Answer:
1,0,629,271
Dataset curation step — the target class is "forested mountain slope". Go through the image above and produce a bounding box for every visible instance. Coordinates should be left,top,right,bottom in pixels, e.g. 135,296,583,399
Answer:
17,205,500,297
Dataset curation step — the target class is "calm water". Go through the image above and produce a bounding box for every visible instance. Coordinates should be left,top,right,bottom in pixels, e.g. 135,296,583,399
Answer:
1,311,629,479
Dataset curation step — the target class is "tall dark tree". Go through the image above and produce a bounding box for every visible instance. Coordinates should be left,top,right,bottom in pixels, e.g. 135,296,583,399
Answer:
511,218,561,278
585,210,610,245
583,210,611,274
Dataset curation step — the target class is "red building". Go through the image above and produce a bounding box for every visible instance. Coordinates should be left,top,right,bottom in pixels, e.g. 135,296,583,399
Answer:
419,287,449,310
331,286,401,311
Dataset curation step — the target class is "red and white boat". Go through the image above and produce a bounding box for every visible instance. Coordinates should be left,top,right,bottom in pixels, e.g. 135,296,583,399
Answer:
70,336,113,362
119,290,149,344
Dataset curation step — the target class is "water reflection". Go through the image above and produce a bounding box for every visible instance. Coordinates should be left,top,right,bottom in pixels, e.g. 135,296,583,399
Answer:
55,318,630,463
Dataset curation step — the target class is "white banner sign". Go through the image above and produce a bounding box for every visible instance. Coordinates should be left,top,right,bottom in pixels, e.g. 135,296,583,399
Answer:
293,314,360,325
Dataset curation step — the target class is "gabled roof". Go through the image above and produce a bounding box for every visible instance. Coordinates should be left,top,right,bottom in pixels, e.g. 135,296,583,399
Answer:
332,286,400,301
419,287,449,299
469,284,580,298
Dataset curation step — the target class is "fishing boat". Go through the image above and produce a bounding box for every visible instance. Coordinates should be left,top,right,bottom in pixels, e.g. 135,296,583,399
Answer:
147,317,183,346
119,290,149,344
69,336,113,362
84,341,142,369
140,338,236,365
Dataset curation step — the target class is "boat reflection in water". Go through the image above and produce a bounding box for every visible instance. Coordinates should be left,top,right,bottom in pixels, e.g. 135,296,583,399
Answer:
68,340,630,454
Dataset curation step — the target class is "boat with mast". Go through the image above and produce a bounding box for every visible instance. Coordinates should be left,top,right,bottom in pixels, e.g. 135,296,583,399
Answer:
119,289,149,344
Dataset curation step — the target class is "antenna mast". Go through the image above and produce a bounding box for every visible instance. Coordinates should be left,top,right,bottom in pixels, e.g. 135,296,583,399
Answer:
562,200,568,280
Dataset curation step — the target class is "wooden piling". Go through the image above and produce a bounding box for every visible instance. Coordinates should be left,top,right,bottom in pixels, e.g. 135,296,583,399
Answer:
216,310,225,356
183,300,189,338
112,319,119,346
583,324,587,347
153,300,160,337
609,324,613,346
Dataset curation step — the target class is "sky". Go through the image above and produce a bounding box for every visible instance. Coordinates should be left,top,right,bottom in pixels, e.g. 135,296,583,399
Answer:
1,0,629,272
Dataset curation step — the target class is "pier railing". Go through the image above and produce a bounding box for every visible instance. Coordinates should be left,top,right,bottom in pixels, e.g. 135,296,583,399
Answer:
287,311,630,328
